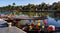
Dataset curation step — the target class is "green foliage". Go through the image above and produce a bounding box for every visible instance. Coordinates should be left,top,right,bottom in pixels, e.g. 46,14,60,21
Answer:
0,1,60,12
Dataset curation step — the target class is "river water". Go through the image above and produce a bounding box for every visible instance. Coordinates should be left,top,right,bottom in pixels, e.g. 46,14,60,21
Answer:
0,12,60,33
0,12,60,27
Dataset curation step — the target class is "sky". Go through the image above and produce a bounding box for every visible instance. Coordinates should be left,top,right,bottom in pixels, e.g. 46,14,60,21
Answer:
0,0,60,7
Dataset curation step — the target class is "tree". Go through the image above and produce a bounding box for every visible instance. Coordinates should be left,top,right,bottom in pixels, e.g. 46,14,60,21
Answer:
13,3,15,6
56,2,60,11
7,5,12,11
41,2,49,10
12,3,16,15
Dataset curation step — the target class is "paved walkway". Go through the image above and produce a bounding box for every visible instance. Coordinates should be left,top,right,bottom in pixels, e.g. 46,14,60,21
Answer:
0,19,26,33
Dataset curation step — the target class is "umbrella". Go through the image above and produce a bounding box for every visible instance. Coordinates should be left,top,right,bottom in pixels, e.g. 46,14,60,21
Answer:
33,19,36,22
37,22,41,26
29,20,33,22
43,20,48,25
42,25,45,29
38,20,40,22
47,25,55,31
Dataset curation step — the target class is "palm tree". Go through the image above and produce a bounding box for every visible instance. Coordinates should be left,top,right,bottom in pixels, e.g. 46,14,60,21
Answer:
12,3,16,15
7,5,12,11
13,3,15,6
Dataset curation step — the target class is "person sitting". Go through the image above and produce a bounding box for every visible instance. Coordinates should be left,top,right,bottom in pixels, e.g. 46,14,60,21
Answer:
29,25,33,31
35,25,39,30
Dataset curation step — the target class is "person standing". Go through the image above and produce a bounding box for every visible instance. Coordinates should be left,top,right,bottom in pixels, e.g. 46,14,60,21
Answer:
7,22,12,29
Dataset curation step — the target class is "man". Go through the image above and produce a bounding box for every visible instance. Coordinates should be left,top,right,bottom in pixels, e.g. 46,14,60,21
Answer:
7,22,12,29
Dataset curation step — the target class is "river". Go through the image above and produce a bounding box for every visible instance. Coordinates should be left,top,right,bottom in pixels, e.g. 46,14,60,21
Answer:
0,11,60,33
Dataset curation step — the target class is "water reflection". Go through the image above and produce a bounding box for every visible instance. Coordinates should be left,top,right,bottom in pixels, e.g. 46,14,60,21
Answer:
0,12,60,27
0,12,60,33
47,16,60,27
